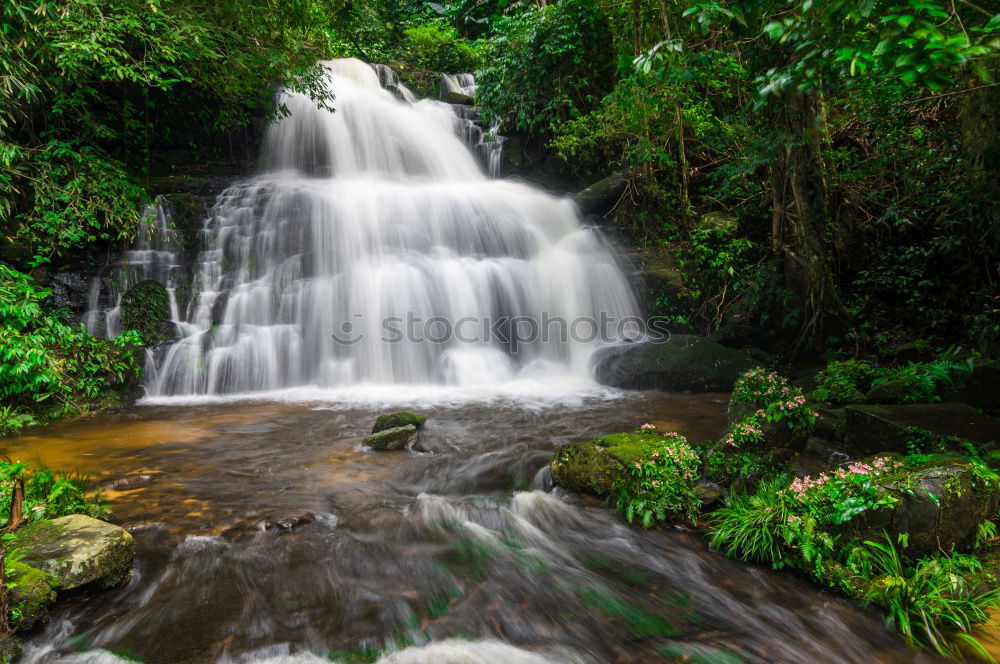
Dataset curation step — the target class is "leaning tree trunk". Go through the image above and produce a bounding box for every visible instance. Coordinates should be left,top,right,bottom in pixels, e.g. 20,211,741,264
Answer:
771,91,849,348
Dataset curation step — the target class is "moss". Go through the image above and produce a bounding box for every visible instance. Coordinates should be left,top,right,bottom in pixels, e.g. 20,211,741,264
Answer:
550,433,666,497
364,424,417,451
12,519,65,550
119,279,171,346
7,560,57,631
372,411,426,434
13,515,135,590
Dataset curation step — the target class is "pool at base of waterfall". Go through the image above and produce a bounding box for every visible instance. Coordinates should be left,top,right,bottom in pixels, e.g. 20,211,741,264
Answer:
4,392,930,664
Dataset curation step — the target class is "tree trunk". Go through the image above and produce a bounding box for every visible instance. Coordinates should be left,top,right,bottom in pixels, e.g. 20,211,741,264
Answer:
771,91,848,346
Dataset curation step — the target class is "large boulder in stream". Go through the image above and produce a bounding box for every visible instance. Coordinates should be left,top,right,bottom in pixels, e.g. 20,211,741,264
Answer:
364,424,418,451
592,335,759,392
119,279,173,346
12,515,135,590
551,433,667,497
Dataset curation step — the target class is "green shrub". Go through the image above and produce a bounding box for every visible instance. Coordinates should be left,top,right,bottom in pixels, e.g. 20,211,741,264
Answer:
612,425,701,527
0,265,143,411
811,360,883,404
0,460,109,526
860,535,1000,659
811,358,974,405
709,477,793,565
724,368,817,448
476,0,613,138
711,460,1000,656
401,21,479,73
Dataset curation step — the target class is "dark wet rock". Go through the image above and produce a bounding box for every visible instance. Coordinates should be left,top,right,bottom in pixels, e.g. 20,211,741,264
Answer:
258,510,319,532
47,271,91,316
13,515,135,590
843,403,1000,455
372,411,426,434
120,279,172,346
958,359,1000,415
803,436,850,467
573,171,627,216
592,336,759,393
833,457,999,557
813,407,845,440
693,481,725,511
0,634,21,661
443,90,474,105
884,339,936,364
106,474,155,491
628,248,692,321
7,561,57,631
364,424,418,451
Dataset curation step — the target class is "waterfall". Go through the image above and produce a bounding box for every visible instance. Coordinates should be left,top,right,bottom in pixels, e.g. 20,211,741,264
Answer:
131,58,639,396
83,200,185,339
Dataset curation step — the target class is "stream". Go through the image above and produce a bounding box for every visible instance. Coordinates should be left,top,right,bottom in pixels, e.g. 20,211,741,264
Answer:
3,390,933,663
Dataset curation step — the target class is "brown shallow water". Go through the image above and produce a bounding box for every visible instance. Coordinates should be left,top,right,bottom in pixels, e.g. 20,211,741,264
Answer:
2,392,935,664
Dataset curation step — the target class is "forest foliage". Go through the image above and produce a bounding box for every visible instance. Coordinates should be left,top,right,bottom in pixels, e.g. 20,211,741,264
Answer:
0,0,998,419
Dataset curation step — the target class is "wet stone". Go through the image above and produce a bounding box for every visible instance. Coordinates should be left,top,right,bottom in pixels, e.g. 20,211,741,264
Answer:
13,515,135,590
107,474,156,491
364,424,418,451
372,411,426,434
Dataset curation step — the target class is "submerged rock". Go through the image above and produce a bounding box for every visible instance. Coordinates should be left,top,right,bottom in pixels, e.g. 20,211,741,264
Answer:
258,510,319,532
12,515,135,590
372,411,426,434
106,474,156,491
592,335,758,392
119,279,172,346
6,560,57,631
364,424,418,451
843,402,1000,455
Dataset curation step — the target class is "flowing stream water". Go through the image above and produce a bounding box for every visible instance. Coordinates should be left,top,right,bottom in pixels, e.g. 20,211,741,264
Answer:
11,59,943,662
4,394,931,664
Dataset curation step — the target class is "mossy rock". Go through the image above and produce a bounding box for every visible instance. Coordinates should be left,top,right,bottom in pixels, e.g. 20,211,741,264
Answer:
573,171,627,216
443,90,474,105
372,412,426,434
0,634,21,661
883,339,935,364
12,515,135,590
119,279,172,346
957,359,1000,415
828,457,999,557
592,335,759,393
364,424,417,451
6,561,57,631
843,403,1000,455
725,397,809,453
550,433,666,497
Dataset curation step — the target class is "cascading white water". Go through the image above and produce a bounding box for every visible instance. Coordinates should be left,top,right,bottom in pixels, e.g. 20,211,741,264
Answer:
142,58,639,396
83,201,185,339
